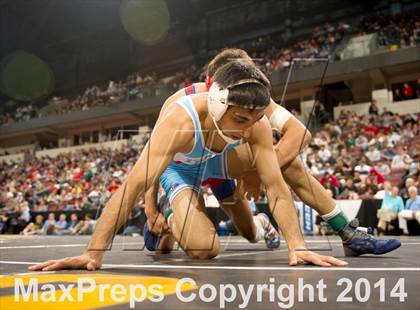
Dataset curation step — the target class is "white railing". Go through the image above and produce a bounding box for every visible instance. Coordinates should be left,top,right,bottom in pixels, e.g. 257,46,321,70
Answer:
334,98,420,119
0,153,25,163
0,144,35,156
34,139,129,159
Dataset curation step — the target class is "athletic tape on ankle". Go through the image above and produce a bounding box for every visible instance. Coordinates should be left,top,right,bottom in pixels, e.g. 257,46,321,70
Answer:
253,216,265,241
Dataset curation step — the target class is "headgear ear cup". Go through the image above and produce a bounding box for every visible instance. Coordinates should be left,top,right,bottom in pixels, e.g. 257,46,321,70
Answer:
207,83,229,121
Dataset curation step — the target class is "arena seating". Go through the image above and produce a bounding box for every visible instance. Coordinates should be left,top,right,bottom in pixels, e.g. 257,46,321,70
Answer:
1,10,418,127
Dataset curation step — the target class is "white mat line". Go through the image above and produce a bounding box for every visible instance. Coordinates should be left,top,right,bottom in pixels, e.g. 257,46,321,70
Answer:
1,240,419,250
0,242,143,250
2,242,419,250
1,261,419,271
218,249,287,258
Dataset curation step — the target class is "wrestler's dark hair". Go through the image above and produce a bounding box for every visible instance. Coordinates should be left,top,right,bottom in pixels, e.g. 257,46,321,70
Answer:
212,59,271,109
206,48,253,77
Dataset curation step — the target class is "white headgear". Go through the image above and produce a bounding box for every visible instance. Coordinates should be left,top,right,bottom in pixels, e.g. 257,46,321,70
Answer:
207,79,266,121
207,79,267,144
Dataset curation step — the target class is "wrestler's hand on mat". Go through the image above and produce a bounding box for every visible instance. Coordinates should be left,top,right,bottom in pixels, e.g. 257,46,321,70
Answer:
28,253,102,271
288,250,348,267
237,171,262,202
147,212,170,235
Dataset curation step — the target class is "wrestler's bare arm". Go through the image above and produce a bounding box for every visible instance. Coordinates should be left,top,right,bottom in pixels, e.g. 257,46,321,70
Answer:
144,182,170,235
247,117,306,250
265,99,312,167
29,105,194,271
144,84,209,217
144,90,197,218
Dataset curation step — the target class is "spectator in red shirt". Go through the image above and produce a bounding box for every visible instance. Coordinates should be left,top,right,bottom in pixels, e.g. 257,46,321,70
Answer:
320,172,339,188
368,167,385,184
107,179,120,193
402,83,414,99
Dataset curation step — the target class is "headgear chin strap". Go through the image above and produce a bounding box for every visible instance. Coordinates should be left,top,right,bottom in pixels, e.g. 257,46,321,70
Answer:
212,118,239,144
207,78,267,143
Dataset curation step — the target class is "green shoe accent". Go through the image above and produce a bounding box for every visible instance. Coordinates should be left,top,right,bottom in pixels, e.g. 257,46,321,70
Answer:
163,208,173,221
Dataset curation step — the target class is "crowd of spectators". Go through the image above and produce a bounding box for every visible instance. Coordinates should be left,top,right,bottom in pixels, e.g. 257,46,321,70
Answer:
20,212,96,236
0,71,165,127
359,11,420,49
302,106,419,235
301,108,419,201
48,72,163,115
1,103,418,235
205,21,351,76
0,142,147,234
2,10,418,127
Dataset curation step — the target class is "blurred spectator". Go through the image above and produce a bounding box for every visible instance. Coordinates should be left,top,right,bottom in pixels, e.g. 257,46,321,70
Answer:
318,145,331,162
337,178,359,200
368,167,384,185
0,215,8,233
72,213,96,235
22,215,44,236
314,102,331,124
377,186,404,234
365,145,381,162
42,213,57,235
374,181,392,199
399,178,415,200
391,146,413,170
66,213,80,234
375,160,391,176
402,83,414,100
20,202,31,223
398,186,420,235
393,88,402,102
55,213,68,234
354,159,371,177
368,100,379,115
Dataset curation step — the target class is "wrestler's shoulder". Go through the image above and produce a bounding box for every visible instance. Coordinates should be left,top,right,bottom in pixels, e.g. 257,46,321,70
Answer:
170,82,207,100
194,82,207,93
159,99,196,130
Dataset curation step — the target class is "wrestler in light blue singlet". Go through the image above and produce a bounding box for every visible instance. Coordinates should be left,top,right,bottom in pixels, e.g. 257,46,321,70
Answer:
159,95,241,203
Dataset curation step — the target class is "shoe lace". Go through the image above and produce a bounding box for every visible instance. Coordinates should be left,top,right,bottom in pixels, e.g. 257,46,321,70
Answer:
352,229,372,241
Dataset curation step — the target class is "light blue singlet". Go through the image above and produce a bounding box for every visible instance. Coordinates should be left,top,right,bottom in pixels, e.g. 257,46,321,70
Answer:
159,95,241,203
